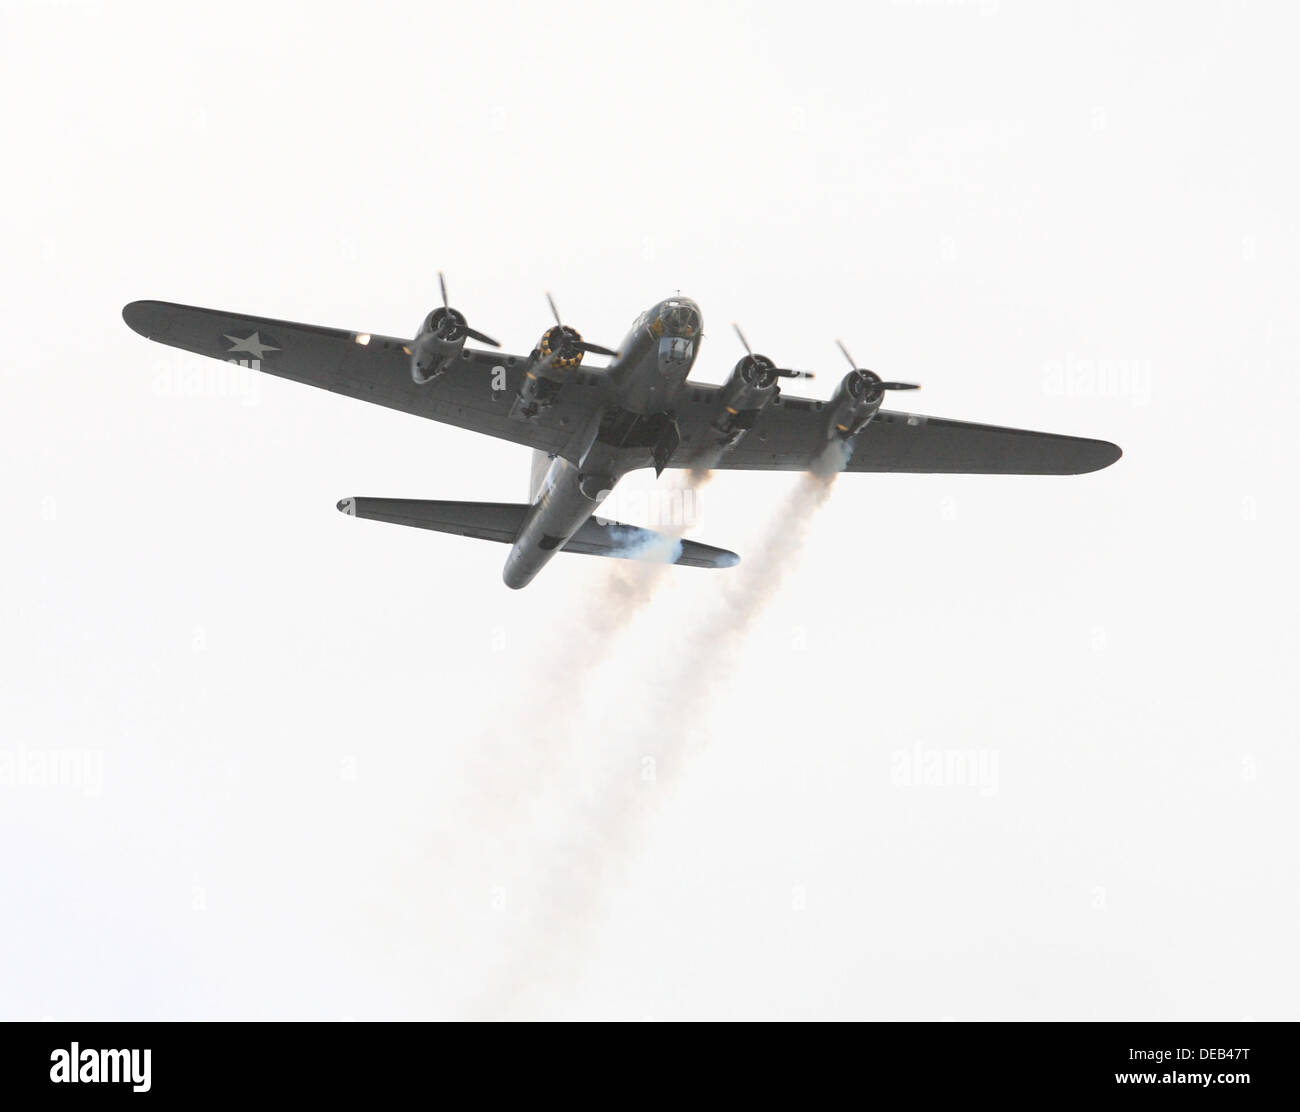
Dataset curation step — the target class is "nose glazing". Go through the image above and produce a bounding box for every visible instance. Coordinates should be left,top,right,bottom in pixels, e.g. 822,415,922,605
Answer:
655,298,701,338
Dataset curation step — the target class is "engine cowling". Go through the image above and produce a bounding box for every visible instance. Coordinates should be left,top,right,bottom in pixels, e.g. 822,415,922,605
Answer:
710,354,782,445
826,369,886,439
407,274,501,383
510,325,588,419
537,324,588,371
409,306,470,384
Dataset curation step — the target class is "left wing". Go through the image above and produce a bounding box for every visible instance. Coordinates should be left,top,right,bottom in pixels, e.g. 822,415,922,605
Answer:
122,300,585,455
673,385,1121,475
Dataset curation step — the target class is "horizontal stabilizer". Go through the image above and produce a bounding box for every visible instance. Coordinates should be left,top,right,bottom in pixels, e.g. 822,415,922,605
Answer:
337,498,739,570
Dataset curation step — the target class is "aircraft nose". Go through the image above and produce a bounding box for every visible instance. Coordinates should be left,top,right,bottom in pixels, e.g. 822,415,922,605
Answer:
654,298,702,338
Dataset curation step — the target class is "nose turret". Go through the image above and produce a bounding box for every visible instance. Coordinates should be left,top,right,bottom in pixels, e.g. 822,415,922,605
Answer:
649,297,702,339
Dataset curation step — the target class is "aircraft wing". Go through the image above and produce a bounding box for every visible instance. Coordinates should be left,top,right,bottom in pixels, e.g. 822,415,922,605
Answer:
677,388,1121,475
122,300,576,455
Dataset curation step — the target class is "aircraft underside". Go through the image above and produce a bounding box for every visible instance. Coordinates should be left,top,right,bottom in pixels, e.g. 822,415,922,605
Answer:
122,282,1121,588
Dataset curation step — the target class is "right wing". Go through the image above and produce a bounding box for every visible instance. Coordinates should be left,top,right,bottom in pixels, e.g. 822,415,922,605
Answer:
123,300,591,456
673,386,1121,475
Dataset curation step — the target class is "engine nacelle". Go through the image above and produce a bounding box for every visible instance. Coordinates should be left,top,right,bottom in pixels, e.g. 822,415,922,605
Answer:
709,354,781,446
409,307,469,384
826,370,885,439
510,325,587,420
537,324,586,371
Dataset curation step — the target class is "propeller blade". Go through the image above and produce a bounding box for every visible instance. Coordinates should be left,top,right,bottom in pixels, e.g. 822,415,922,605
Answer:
778,368,815,380
439,271,449,309
836,339,917,390
578,341,618,357
733,322,753,356
464,326,501,348
546,292,563,326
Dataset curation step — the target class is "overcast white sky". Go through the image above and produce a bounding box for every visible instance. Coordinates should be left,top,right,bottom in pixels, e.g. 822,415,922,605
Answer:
2,0,1296,1019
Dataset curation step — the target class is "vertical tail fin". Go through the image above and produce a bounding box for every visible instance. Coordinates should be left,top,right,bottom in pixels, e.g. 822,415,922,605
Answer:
528,450,552,502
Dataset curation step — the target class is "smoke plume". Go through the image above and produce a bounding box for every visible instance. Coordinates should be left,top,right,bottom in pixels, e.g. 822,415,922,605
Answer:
474,446,851,1015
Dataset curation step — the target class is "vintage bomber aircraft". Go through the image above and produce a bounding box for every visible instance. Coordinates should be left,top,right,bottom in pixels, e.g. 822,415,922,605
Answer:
122,279,1121,588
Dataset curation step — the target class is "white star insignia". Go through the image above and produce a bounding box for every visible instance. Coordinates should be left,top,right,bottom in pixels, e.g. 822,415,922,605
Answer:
224,331,280,360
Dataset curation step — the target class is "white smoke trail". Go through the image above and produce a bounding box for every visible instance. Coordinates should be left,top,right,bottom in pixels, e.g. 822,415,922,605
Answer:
470,465,713,793
552,462,716,635
473,445,853,1016
459,466,712,756
427,466,718,976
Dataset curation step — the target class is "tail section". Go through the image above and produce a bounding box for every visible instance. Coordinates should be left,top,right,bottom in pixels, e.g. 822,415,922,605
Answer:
528,449,551,501
336,497,739,570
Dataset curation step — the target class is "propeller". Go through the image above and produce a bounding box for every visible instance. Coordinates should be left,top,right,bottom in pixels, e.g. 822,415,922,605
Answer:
835,340,919,393
542,292,618,359
733,323,814,380
427,271,500,348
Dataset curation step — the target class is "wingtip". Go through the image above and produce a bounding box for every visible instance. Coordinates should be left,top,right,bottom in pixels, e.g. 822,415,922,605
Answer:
122,300,162,338
1063,437,1123,475
1088,440,1123,473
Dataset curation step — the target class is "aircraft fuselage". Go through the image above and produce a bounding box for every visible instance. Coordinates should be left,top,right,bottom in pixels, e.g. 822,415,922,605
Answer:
501,297,702,588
